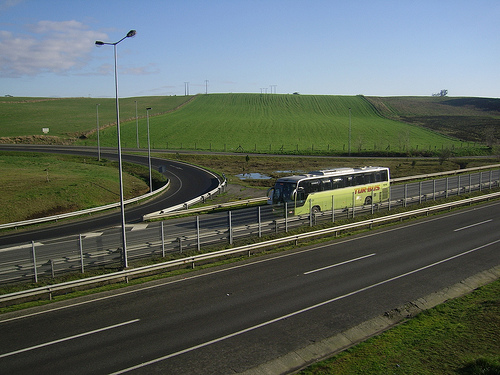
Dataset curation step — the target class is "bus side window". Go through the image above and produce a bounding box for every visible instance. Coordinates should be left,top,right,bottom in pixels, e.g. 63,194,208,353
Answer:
364,173,374,184
332,177,343,189
375,172,381,182
309,179,321,193
355,174,365,186
381,170,388,181
321,178,332,191
346,175,354,187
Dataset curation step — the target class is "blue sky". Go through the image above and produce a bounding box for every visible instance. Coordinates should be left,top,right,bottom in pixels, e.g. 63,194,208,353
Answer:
0,0,498,98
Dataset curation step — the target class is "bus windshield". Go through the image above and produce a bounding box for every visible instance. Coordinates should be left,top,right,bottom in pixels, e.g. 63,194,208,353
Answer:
271,181,297,204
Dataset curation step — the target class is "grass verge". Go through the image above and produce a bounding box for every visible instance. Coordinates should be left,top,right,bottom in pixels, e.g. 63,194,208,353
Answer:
299,279,500,375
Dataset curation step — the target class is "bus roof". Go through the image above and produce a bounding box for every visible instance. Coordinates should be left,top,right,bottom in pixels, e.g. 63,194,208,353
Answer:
276,166,389,183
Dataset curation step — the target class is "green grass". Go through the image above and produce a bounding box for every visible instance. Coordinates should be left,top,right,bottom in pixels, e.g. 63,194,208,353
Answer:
0,95,193,138
0,152,153,224
89,94,469,154
300,279,500,375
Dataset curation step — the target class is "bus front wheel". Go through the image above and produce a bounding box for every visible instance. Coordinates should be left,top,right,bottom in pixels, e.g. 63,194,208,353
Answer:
364,196,372,205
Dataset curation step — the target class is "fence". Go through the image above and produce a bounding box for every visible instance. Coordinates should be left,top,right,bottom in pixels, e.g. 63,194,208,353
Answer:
0,169,498,287
1,190,499,307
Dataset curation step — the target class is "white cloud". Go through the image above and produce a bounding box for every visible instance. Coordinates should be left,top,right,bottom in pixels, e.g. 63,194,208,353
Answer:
0,20,107,77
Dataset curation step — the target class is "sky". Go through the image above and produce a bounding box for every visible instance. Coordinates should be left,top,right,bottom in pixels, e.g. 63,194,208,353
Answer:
0,0,499,98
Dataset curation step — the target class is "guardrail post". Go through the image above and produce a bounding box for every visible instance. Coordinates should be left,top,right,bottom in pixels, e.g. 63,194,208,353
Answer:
285,202,288,232
469,174,472,193
404,184,408,207
258,206,262,238
50,259,55,279
446,177,449,198
371,190,374,215
458,175,461,195
419,181,422,204
196,216,201,251
332,196,335,223
309,200,313,226
31,240,38,283
433,180,436,200
352,192,355,218
228,211,233,245
161,221,165,257
178,237,183,253
388,188,392,211
79,234,84,274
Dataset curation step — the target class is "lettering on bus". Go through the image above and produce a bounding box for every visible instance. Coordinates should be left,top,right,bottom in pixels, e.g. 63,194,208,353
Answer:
354,185,381,194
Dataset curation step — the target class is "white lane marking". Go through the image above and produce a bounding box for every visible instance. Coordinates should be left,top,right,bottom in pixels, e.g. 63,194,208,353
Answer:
110,239,500,374
128,224,149,231
0,242,43,254
304,253,376,275
83,232,104,238
454,219,493,232
0,319,140,359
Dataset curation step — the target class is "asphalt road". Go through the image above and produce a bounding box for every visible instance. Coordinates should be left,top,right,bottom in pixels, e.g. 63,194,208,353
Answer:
1,201,498,374
0,145,221,246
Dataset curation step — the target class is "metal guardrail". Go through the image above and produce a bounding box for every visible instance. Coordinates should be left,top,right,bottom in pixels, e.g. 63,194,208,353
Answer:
2,191,499,307
0,181,171,230
391,163,500,183
143,196,266,220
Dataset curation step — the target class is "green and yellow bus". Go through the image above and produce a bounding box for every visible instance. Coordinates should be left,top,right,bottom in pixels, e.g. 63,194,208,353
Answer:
267,166,390,215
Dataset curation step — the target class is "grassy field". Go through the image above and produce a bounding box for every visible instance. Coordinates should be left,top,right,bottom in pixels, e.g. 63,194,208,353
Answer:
300,279,500,375
0,95,193,139
0,152,154,224
3,94,494,155
87,94,470,154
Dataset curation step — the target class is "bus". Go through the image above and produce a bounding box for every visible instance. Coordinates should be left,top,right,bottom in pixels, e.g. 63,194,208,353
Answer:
267,166,390,215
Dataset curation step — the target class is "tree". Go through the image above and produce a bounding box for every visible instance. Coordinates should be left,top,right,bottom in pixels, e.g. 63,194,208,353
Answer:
432,89,448,97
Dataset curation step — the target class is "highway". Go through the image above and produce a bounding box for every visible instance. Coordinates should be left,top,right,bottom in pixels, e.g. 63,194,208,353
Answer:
0,201,498,374
0,145,221,246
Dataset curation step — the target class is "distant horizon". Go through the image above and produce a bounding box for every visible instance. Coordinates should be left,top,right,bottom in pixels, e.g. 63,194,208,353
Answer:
3,92,499,100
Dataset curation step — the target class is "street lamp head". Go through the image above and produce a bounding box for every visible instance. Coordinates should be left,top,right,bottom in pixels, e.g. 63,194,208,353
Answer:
126,30,137,38
95,40,105,46
146,107,152,110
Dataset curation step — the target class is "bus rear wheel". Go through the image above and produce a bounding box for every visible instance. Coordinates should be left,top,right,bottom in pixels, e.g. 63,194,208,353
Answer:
312,206,321,214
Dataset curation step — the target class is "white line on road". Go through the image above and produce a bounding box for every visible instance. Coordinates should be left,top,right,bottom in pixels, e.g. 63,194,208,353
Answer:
0,242,43,254
0,319,140,359
304,253,376,275
110,239,500,374
454,219,493,232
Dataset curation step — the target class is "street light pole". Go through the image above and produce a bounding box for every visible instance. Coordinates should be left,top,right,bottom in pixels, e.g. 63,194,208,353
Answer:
146,107,152,193
96,103,101,161
95,29,136,269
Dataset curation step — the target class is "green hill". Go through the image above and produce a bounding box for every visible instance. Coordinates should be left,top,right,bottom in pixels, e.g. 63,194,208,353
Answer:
87,94,477,155
1,94,498,155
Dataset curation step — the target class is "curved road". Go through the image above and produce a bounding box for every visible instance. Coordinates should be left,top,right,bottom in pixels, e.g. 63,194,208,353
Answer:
0,201,498,374
0,145,221,247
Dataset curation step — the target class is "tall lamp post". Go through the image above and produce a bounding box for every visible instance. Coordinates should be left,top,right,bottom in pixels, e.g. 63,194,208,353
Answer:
96,103,101,161
95,29,136,269
146,107,152,193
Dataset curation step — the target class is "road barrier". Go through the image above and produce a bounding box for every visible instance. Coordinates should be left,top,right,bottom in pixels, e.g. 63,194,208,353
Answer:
0,181,171,231
1,191,499,307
